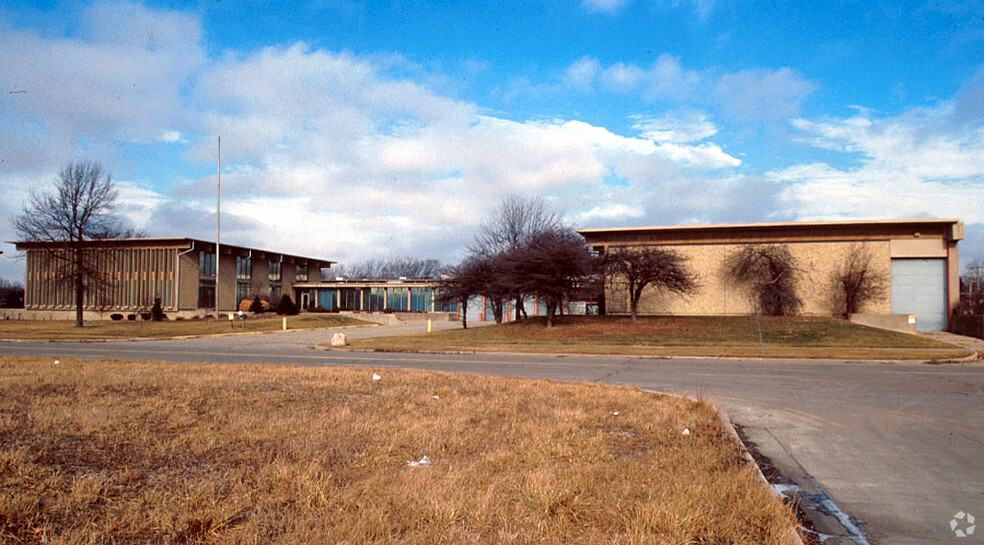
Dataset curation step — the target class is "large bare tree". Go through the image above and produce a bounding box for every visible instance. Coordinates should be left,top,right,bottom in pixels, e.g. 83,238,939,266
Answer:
471,195,561,319
726,244,802,316
833,244,888,318
603,246,698,321
13,161,137,327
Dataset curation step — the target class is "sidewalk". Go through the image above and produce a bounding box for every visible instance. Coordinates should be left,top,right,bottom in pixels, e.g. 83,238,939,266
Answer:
918,331,984,358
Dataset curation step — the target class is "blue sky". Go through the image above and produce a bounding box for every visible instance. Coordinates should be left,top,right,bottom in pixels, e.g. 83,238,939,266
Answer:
1,0,983,280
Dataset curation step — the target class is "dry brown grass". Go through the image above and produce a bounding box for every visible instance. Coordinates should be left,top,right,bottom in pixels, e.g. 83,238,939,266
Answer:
0,356,797,544
0,313,371,340
350,315,973,360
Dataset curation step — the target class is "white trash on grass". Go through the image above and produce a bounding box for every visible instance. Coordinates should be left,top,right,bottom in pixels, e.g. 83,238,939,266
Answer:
682,427,691,436
372,373,382,381
407,455,432,468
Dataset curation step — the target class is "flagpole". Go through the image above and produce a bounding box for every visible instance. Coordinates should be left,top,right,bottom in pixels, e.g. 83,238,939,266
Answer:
215,136,221,320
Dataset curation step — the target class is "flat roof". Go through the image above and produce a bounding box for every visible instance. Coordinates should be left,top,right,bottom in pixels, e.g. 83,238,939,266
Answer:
11,237,335,266
577,218,962,235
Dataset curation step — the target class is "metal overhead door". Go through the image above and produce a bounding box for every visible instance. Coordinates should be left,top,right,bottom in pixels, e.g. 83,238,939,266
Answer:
890,259,947,331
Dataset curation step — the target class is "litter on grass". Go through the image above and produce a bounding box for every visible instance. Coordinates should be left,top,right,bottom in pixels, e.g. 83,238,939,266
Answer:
682,427,691,436
372,373,382,381
53,360,60,365
432,395,440,400
407,455,432,468
611,411,619,416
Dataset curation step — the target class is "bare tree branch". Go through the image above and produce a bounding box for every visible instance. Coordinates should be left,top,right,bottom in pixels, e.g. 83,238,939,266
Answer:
12,161,138,327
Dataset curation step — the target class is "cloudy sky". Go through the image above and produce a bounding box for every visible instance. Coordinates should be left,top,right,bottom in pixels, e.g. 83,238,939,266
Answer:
1,0,983,280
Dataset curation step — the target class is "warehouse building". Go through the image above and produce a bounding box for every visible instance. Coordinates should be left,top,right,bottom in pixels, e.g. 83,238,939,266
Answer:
578,219,962,331
12,238,333,320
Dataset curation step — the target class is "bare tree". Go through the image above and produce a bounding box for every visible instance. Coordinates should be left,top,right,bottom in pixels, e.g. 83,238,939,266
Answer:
726,245,802,316
437,253,510,325
333,257,444,279
471,195,561,320
12,161,137,327
604,246,698,321
505,227,598,327
833,244,888,318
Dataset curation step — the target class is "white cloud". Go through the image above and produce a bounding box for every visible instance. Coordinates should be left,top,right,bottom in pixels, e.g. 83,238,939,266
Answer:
632,110,718,143
563,56,602,91
577,203,645,221
713,67,815,122
582,0,626,13
774,101,984,222
600,62,647,91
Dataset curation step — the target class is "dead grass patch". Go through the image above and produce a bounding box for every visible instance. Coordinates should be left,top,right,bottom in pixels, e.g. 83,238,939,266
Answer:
0,313,371,340
0,356,797,544
348,315,972,360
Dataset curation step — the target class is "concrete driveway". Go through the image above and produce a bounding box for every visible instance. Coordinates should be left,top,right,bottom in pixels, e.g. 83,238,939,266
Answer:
2,324,982,544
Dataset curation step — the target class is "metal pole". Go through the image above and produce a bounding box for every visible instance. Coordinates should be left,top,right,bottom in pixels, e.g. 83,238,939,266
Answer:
215,136,221,320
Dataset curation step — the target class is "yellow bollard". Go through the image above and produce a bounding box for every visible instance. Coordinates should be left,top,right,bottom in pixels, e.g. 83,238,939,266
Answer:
283,317,287,331
427,319,432,333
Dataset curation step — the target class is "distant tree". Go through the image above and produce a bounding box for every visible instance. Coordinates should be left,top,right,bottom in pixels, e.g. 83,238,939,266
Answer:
471,195,561,320
12,161,140,327
0,278,24,308
505,227,597,327
604,246,698,321
333,257,444,279
726,245,802,316
832,244,888,318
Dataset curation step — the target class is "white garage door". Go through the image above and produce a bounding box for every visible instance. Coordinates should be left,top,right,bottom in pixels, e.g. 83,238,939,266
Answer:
890,259,947,331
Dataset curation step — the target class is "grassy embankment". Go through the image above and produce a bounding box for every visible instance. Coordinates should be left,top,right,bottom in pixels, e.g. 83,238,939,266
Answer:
349,315,972,360
0,357,798,544
0,313,371,340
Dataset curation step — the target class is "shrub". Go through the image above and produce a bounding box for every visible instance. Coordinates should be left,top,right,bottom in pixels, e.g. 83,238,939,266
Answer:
127,314,137,321
276,294,299,316
151,298,167,321
110,313,124,321
139,311,152,321
249,296,265,314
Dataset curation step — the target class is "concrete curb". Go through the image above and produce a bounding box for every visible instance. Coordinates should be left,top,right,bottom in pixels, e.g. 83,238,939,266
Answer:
329,346,979,365
715,408,806,545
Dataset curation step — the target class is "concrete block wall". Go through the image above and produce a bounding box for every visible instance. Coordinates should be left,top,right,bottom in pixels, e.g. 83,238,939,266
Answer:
606,240,891,317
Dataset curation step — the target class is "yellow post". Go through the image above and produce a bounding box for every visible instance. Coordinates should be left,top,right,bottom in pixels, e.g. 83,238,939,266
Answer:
282,317,287,331
427,319,432,333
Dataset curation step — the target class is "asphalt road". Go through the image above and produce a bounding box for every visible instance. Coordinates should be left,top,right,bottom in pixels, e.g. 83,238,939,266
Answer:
2,325,982,545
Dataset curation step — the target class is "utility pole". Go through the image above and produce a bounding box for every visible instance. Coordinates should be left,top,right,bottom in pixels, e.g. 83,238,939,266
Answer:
215,136,221,320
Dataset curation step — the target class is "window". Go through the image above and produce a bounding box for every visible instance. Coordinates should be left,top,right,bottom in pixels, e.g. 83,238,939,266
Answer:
199,252,216,277
296,264,308,282
236,256,252,280
198,281,215,308
268,261,281,282
236,282,251,306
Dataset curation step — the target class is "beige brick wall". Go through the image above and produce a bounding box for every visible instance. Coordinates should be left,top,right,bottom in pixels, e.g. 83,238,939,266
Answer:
606,240,891,316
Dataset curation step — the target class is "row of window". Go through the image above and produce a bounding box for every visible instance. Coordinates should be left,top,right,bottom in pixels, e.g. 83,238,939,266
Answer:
197,251,309,308
199,252,307,282
312,287,457,313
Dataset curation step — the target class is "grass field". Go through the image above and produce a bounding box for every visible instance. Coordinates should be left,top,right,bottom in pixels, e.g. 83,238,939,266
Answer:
0,357,798,544
0,313,371,340
348,315,973,360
